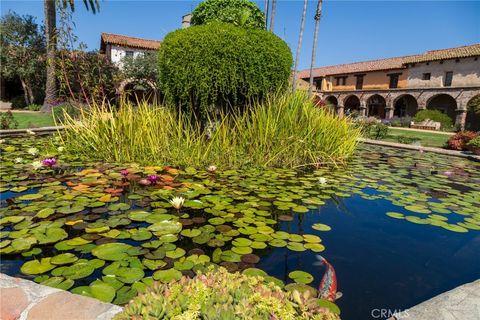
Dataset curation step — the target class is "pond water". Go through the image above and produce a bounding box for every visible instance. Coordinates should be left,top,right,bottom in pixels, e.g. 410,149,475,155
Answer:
1,137,479,320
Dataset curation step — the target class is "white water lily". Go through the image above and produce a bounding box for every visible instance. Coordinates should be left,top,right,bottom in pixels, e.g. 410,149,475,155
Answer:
207,165,217,173
318,177,327,185
27,147,39,155
31,160,42,170
14,157,23,163
0,139,5,144
170,196,185,210
26,129,36,135
57,146,65,152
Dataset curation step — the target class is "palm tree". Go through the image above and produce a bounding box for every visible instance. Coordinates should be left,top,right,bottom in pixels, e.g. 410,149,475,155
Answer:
264,0,269,30
43,0,99,110
269,0,276,32
308,0,323,98
292,0,308,94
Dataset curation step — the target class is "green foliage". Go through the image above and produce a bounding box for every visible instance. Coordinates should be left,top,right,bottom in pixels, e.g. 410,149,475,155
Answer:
356,118,389,140
414,109,453,130
10,96,27,109
0,111,19,129
158,22,292,118
114,267,339,320
191,0,265,28
0,11,46,105
467,136,480,148
53,103,79,123
27,104,41,111
59,93,360,168
467,95,480,115
121,52,159,89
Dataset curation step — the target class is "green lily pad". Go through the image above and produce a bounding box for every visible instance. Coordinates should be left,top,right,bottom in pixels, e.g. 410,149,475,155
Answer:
21,258,55,275
153,268,182,283
90,281,116,303
92,243,133,261
288,270,314,284
51,253,78,265
312,223,331,231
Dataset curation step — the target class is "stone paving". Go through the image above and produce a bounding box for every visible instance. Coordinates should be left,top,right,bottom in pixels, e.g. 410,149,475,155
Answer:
392,279,480,320
0,273,122,320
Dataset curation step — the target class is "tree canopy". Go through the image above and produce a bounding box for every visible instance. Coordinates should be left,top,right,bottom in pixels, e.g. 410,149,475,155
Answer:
191,0,265,29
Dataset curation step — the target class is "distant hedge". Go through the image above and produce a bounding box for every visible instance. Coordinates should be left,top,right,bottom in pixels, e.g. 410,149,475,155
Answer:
158,22,292,117
414,109,453,129
191,0,265,29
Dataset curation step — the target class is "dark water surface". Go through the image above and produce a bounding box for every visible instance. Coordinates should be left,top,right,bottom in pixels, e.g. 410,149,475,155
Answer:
1,138,479,320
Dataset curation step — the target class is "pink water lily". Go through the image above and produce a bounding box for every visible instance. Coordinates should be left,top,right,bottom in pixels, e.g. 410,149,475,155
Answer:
120,169,129,177
146,175,160,185
41,158,57,167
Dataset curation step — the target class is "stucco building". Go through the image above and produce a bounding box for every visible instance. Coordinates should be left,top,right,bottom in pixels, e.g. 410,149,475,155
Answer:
299,44,480,130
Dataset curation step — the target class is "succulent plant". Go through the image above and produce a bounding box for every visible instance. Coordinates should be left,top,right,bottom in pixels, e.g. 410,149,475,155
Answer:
115,267,339,320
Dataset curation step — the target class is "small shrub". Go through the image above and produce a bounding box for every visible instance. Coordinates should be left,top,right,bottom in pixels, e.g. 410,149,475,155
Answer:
27,104,41,111
467,136,480,148
191,0,265,29
158,22,292,119
396,136,420,145
0,111,19,129
446,131,478,150
53,103,79,123
355,118,389,140
390,116,412,127
414,109,453,130
115,267,339,320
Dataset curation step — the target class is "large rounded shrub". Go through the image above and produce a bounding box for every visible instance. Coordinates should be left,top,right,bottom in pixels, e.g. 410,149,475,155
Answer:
158,22,292,117
191,0,265,29
414,109,453,130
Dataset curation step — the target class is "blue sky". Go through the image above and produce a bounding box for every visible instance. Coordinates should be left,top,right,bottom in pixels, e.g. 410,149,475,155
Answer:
1,0,479,70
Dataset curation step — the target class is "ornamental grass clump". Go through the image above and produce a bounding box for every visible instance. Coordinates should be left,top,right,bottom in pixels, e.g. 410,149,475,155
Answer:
114,267,339,320
58,92,361,168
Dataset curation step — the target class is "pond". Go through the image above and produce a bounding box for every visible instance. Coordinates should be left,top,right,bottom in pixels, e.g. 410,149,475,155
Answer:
1,137,479,320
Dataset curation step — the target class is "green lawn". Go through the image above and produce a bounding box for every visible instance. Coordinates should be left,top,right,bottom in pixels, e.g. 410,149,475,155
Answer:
2,111,55,129
382,127,451,148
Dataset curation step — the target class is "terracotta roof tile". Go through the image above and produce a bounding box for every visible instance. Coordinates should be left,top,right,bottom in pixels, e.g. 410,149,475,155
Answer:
101,33,161,50
402,43,480,63
299,44,480,79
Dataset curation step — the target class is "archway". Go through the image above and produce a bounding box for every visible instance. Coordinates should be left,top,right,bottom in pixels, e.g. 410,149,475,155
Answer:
426,94,457,123
394,94,418,118
367,94,386,119
344,95,360,116
324,96,338,113
117,79,159,105
466,95,480,131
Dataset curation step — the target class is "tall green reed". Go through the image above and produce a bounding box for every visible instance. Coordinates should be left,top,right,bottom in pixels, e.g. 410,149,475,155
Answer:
59,92,361,169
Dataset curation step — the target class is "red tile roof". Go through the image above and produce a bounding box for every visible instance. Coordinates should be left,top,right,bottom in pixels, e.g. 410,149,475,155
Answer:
402,43,480,63
299,43,480,79
100,33,161,51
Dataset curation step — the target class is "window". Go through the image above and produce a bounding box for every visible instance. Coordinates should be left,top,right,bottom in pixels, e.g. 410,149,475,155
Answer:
444,71,453,87
355,75,364,90
315,77,323,90
388,73,400,89
335,76,347,86
125,50,134,58
422,73,431,80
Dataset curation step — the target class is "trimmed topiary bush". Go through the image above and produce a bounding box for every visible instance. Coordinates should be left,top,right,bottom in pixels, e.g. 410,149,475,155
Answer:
191,0,265,29
114,267,339,320
158,22,292,118
414,109,453,130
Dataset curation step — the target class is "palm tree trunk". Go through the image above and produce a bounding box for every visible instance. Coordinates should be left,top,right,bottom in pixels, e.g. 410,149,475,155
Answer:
269,0,276,32
292,0,308,94
43,0,57,110
264,0,270,30
308,0,323,99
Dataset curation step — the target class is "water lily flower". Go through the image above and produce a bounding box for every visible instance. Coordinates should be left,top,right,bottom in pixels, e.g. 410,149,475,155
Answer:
120,169,129,177
41,158,57,167
27,147,39,155
138,179,150,186
146,175,159,186
318,177,327,185
0,139,5,144
14,157,23,163
170,196,185,210
207,165,217,173
26,129,36,135
57,146,65,152
31,161,42,170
